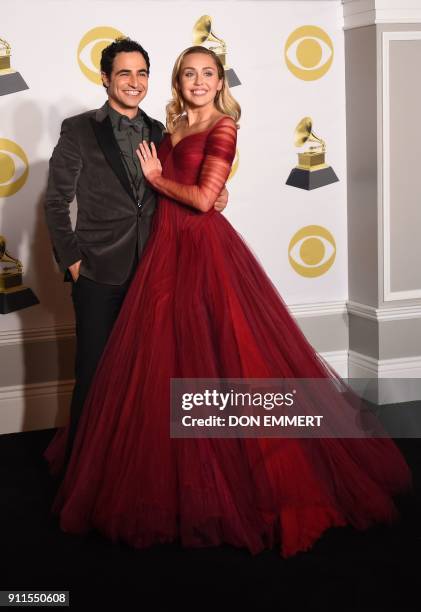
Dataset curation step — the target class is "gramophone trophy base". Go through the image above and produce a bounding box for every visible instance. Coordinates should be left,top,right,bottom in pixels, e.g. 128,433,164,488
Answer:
0,286,39,314
0,72,29,96
0,270,22,290
286,166,339,191
225,68,241,88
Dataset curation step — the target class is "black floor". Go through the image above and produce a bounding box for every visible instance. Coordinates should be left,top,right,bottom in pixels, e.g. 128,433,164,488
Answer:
1,428,420,610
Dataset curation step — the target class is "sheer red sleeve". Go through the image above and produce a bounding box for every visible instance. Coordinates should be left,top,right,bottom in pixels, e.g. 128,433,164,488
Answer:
150,117,237,212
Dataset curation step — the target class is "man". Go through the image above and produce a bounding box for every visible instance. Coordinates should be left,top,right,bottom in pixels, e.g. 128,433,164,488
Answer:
44,38,228,468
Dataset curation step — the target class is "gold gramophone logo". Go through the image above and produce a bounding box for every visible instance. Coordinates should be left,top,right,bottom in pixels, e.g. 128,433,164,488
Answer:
286,117,338,190
0,235,39,314
193,15,240,88
0,37,28,96
0,138,29,197
284,26,333,81
288,225,336,278
78,26,125,85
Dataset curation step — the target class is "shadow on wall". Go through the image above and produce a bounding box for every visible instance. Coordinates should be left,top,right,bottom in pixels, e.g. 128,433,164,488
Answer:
1,99,88,433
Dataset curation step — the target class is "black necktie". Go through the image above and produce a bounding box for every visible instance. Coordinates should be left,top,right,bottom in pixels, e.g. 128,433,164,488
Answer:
119,115,144,133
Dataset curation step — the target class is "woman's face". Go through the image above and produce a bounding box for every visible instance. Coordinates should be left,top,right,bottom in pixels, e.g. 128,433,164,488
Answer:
178,53,223,110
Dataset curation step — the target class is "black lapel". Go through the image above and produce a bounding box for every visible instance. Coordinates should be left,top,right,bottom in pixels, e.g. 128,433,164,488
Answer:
90,115,136,203
150,122,164,146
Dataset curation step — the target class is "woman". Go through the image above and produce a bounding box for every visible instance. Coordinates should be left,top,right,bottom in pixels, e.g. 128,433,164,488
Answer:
45,46,411,558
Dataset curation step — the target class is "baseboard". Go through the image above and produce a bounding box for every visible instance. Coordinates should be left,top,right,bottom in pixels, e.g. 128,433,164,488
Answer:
348,350,421,404
1,354,348,436
319,350,349,378
2,349,417,435
0,380,73,435
348,350,421,377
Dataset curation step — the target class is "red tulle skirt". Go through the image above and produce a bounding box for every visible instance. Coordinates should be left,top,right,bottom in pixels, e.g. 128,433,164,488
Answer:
45,200,411,557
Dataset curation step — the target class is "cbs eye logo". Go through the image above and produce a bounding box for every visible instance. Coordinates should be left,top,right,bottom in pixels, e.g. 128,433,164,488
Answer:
78,26,125,85
288,225,336,277
0,139,29,198
284,26,333,81
228,149,239,181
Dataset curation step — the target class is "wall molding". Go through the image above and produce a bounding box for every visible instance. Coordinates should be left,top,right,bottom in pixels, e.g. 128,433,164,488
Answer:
1,301,417,349
382,30,421,301
8,301,419,346
347,300,421,321
288,300,347,318
290,300,421,322
343,0,421,30
0,324,75,347
0,302,348,350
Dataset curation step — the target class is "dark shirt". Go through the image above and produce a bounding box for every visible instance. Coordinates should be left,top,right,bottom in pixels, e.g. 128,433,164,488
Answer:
107,102,150,205
106,102,158,267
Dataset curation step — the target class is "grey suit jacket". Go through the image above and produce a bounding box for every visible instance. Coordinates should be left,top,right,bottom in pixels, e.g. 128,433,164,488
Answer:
44,105,165,285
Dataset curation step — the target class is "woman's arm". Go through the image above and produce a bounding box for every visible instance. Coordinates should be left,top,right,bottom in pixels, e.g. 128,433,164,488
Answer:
137,117,237,213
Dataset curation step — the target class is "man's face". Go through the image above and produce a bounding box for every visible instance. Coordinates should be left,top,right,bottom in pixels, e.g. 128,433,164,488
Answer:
101,51,149,114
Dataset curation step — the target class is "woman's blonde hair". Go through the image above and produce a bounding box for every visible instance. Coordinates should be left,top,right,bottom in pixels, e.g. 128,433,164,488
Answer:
165,46,241,133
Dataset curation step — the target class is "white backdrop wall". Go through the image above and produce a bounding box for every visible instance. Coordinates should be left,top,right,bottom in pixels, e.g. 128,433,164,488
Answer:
0,0,347,337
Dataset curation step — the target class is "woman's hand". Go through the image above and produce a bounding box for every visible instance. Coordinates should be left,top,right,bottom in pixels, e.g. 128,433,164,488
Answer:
136,141,162,183
215,186,228,212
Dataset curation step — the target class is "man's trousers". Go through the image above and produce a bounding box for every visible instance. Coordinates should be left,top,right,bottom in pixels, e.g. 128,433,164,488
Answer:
63,266,136,469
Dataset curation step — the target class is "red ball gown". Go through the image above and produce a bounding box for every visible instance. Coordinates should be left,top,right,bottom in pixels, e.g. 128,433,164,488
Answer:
45,117,411,557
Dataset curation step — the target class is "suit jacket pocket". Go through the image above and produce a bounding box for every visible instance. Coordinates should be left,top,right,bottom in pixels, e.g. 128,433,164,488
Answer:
76,228,113,245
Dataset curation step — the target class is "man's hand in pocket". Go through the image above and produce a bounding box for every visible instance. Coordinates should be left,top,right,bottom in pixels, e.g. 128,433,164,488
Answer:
68,259,82,282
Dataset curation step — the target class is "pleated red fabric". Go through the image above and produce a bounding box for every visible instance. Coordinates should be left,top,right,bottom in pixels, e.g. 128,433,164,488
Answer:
45,117,411,557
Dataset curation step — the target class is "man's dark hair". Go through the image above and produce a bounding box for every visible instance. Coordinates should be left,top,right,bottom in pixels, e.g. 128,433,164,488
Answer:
100,37,150,85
